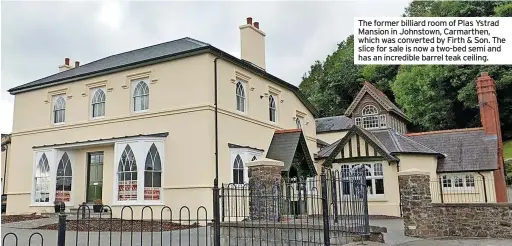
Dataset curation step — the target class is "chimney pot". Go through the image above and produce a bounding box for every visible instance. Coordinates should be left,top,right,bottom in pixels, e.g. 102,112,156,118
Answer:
65,58,70,65
75,61,80,67
247,17,253,25
254,22,260,29
481,72,488,77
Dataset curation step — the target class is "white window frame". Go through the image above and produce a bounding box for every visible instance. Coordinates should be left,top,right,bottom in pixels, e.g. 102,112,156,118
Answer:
361,105,379,129
113,139,165,205
355,117,361,127
235,80,247,113
339,163,384,198
31,150,57,206
295,116,303,129
229,147,264,185
132,79,149,113
379,114,386,128
269,94,278,123
90,87,106,119
52,95,66,125
440,174,476,192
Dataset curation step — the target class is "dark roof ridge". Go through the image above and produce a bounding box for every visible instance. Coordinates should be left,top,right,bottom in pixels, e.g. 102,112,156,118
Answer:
388,130,402,151
406,127,484,136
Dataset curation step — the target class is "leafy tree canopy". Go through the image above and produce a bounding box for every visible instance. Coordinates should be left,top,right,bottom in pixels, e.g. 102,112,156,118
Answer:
299,0,512,139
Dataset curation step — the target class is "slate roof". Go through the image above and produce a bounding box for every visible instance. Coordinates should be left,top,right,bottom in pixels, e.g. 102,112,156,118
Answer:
316,138,330,149
371,129,439,155
316,116,353,133
8,37,317,116
266,129,316,175
317,127,439,160
345,82,409,122
408,128,498,172
33,132,169,149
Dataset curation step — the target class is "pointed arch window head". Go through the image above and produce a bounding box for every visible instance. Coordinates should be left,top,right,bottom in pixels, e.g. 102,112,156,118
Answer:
118,145,138,201
144,143,162,200
236,81,246,112
34,153,51,203
133,80,149,112
91,88,106,118
53,95,66,124
56,152,72,202
232,154,244,184
269,95,277,122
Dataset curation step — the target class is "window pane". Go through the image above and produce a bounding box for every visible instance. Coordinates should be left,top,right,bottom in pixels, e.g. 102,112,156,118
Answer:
442,176,452,187
366,179,373,195
374,163,383,176
375,179,384,194
342,180,351,195
454,176,464,187
465,175,475,187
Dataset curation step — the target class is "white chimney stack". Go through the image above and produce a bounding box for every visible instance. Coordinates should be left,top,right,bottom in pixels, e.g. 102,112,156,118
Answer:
239,17,266,70
59,58,72,72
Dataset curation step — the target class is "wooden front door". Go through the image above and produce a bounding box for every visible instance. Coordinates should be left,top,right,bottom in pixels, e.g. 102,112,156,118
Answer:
86,152,104,203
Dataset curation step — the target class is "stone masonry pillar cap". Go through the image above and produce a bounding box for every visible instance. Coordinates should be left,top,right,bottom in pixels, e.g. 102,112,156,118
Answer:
246,158,284,167
398,168,431,176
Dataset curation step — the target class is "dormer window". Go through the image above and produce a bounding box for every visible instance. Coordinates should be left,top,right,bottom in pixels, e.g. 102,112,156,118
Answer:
362,105,379,129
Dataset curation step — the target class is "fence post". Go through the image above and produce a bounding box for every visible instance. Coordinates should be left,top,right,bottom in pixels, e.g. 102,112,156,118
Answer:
321,169,331,246
213,178,221,246
438,179,444,203
361,168,370,236
57,203,67,246
331,171,339,223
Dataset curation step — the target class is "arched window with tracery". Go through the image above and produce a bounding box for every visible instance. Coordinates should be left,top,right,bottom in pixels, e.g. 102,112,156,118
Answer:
269,95,277,122
118,145,138,201
91,88,106,118
34,154,51,203
232,154,244,184
53,95,66,123
56,152,72,202
362,105,379,129
133,80,149,111
236,81,246,112
144,143,162,200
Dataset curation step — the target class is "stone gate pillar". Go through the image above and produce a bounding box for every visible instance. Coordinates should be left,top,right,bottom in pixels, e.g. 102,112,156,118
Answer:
398,169,433,237
246,158,283,221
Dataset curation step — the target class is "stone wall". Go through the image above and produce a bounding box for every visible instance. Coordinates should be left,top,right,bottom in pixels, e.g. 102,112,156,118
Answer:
399,170,512,239
213,221,386,246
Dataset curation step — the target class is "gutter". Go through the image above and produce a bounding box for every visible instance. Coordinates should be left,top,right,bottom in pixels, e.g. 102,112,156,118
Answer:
2,144,7,195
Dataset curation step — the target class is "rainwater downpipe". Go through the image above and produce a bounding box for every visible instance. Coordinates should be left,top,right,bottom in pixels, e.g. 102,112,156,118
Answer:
477,171,488,203
2,144,7,195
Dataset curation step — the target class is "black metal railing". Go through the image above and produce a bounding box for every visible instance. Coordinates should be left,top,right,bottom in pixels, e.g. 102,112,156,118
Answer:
430,176,498,203
2,204,211,246
2,170,370,246
220,168,370,245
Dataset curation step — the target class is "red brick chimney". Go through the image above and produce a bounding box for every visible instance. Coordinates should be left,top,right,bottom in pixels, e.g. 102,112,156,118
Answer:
476,72,507,202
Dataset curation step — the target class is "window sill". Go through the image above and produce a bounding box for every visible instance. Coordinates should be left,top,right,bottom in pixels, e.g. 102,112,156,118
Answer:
53,122,66,126
368,196,387,202
29,203,53,207
111,201,164,207
132,110,149,114
91,116,105,120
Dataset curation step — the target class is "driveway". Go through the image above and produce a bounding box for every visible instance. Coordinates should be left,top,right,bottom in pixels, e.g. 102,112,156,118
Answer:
370,218,512,246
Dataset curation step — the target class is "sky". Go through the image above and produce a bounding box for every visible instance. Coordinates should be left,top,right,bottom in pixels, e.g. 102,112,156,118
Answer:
0,0,410,133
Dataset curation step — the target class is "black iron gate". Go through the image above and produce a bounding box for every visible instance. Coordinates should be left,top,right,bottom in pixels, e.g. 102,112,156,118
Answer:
220,168,370,245
2,169,368,246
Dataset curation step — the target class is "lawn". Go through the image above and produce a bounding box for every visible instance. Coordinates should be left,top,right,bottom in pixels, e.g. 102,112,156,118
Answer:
505,140,512,160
